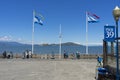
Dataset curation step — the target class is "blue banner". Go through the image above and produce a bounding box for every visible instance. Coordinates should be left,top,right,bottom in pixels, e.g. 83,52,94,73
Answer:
104,26,115,42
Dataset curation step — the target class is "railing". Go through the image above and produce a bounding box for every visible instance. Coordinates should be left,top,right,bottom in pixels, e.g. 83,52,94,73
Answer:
0,54,99,59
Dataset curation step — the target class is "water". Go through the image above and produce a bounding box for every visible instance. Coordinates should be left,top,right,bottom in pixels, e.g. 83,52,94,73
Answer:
0,44,103,54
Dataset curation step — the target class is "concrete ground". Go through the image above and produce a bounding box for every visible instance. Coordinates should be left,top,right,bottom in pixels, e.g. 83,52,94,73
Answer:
0,59,97,80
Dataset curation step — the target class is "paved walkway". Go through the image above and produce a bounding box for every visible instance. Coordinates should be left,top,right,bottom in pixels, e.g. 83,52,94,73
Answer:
0,59,97,80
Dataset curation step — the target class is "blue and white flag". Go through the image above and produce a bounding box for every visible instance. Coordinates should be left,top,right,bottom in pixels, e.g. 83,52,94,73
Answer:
34,13,43,25
87,12,100,23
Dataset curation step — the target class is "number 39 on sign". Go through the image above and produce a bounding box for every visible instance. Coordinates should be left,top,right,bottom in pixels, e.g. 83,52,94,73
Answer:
104,26,115,42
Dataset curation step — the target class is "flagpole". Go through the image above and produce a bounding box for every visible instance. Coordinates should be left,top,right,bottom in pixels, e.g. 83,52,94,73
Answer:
59,24,62,59
86,11,88,54
32,10,35,54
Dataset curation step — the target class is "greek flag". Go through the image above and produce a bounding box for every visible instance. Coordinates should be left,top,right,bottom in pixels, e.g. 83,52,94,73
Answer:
34,14,43,25
87,12,100,23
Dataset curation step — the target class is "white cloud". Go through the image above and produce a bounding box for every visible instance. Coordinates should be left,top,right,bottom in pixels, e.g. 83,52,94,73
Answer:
82,42,103,46
17,38,22,41
0,36,31,44
0,36,12,41
74,42,81,45
88,43,102,46
16,38,32,44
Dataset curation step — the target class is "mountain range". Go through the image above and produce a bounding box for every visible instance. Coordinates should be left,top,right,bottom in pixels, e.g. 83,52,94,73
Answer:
0,41,103,54
0,41,102,47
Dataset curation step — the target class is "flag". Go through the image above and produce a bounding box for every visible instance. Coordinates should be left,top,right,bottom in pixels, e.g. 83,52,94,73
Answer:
34,12,44,25
87,12,100,23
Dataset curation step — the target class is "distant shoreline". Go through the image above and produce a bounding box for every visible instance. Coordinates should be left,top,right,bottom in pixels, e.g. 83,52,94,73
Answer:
0,41,103,54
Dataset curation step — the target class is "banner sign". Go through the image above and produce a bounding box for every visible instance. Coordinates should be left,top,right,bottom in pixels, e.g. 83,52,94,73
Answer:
104,26,115,42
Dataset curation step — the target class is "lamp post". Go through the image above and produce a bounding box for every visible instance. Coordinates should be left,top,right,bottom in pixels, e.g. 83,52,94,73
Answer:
113,6,120,80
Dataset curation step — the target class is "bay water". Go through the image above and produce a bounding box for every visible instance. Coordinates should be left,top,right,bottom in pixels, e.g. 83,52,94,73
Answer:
0,45,103,54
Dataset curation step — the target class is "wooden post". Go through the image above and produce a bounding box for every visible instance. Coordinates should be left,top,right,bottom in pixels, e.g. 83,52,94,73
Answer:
103,40,108,67
111,42,114,60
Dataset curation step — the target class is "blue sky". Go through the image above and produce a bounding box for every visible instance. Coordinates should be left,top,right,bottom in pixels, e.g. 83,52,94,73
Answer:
0,0,119,45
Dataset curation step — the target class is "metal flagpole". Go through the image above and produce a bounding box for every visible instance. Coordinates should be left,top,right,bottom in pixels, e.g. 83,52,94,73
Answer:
32,10,35,54
86,11,88,54
59,24,62,59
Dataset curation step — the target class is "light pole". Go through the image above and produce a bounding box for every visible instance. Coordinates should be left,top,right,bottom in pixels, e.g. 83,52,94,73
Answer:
113,6,120,80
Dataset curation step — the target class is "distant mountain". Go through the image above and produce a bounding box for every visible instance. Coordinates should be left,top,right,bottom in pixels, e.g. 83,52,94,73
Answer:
0,41,103,54
47,42,83,46
0,41,29,46
0,41,102,47
61,42,82,46
0,41,23,46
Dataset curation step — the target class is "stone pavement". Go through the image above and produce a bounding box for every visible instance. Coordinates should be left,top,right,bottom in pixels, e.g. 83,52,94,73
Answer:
0,59,97,80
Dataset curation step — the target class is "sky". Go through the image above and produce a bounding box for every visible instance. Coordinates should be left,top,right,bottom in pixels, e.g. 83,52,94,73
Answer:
0,0,119,45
